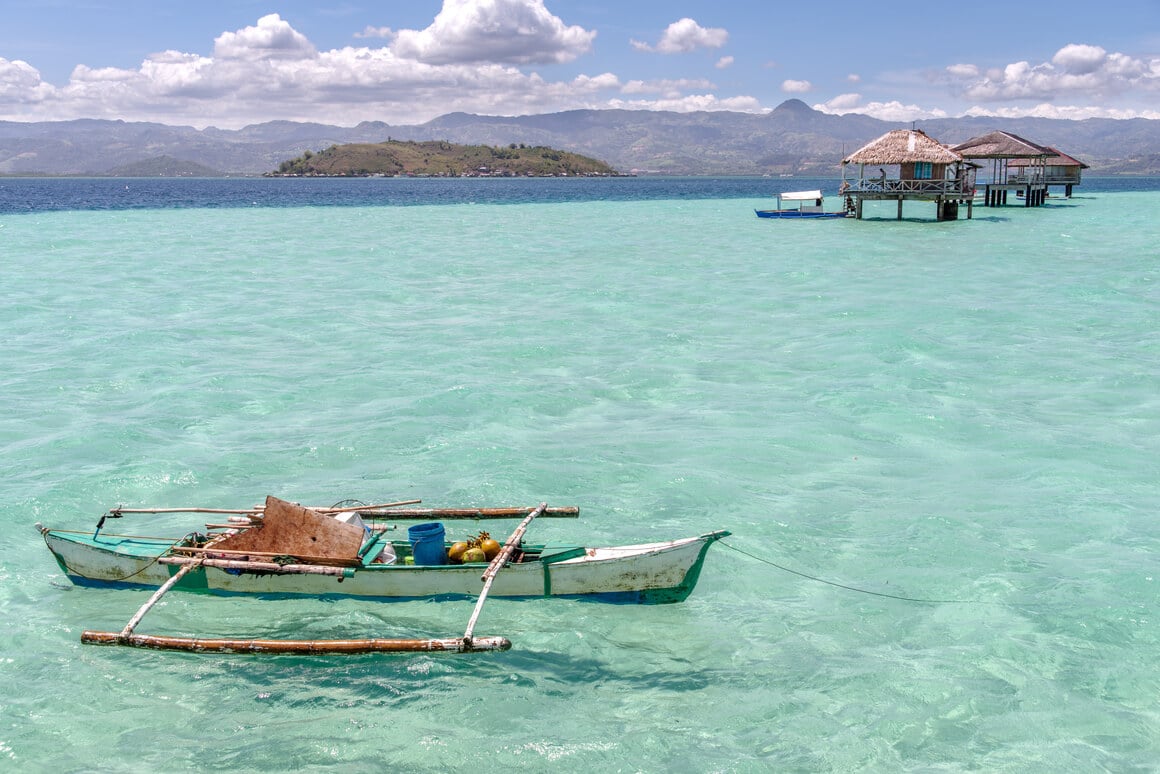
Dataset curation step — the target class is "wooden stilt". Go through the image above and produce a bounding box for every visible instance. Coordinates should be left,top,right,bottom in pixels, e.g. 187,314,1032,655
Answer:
462,502,548,647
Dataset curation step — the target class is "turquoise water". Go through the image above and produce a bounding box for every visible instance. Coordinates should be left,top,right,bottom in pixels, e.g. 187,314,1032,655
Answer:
2,180,1160,771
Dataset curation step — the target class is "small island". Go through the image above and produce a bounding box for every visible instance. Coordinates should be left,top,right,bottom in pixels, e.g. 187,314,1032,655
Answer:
269,139,622,178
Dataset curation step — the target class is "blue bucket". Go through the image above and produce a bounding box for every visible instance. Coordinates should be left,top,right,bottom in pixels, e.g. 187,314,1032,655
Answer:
408,522,447,566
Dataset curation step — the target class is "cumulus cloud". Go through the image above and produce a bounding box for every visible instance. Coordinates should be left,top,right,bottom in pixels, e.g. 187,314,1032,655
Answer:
607,93,762,113
631,18,727,54
0,57,55,105
781,79,811,93
817,93,862,112
947,42,1160,102
1053,43,1107,74
213,14,316,61
0,10,767,128
622,78,715,97
964,101,1160,120
716,56,734,69
355,26,394,40
813,94,948,121
391,0,595,65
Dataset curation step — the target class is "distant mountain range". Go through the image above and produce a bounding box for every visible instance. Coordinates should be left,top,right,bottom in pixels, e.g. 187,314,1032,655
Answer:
2,100,1158,177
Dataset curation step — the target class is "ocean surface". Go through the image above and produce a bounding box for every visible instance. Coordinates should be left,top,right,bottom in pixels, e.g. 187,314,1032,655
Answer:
2,175,1159,772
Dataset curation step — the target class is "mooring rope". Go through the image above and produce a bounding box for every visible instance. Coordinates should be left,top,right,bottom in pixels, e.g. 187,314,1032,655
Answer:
719,539,989,605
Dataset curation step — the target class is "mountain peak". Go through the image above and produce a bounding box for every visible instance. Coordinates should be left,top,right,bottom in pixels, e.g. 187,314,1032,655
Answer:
772,99,816,116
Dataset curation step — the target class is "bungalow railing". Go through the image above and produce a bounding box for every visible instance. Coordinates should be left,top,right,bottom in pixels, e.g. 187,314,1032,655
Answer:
842,179,974,195
1007,173,1081,185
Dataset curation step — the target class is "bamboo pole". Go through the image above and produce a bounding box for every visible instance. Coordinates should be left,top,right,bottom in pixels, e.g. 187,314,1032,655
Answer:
108,499,422,517
360,506,577,520
112,507,263,516
462,502,547,647
309,500,422,514
81,631,512,654
118,559,203,641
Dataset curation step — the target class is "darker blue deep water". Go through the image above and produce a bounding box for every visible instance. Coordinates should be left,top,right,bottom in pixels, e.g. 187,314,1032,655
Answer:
1,174,1157,212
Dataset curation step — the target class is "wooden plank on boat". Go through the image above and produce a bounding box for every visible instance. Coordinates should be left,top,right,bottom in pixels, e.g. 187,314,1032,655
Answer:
462,502,548,645
80,631,512,654
168,545,362,566
157,555,352,577
210,496,363,565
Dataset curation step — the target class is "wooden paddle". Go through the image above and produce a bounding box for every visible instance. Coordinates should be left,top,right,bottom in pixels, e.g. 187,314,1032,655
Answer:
462,502,548,648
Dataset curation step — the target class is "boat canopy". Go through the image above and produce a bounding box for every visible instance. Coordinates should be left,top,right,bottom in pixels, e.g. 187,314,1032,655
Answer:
779,190,823,201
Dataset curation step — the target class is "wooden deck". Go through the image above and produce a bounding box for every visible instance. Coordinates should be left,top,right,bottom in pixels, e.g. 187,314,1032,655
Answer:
841,179,975,221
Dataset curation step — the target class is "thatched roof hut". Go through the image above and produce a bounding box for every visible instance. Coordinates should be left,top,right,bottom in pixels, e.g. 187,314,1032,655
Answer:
1008,146,1088,171
951,130,1049,159
842,129,963,166
1007,146,1088,194
838,129,974,221
952,130,1054,187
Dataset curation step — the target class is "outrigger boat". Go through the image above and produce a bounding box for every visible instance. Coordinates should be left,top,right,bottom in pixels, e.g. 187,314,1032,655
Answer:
755,189,847,219
38,496,729,655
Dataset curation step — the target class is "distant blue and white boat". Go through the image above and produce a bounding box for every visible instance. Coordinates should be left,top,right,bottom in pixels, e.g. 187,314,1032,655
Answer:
755,189,847,219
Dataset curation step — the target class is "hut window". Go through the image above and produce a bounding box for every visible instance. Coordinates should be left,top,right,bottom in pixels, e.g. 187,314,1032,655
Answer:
914,162,933,180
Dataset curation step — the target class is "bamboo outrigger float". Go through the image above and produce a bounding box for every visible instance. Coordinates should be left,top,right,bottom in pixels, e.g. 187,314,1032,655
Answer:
39,496,729,655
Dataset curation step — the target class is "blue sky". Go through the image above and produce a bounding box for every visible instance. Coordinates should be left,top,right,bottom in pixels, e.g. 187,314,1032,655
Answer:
2,0,1158,128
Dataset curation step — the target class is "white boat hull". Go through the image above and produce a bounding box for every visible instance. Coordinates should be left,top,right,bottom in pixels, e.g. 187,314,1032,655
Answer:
42,530,729,604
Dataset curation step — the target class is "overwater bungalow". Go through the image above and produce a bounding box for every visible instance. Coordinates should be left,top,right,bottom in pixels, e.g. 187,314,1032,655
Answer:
839,129,975,221
951,131,1051,207
1006,146,1088,198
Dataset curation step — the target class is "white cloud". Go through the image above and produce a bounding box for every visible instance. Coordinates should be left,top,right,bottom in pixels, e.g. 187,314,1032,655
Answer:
0,57,55,104
716,56,734,69
40,11,1160,127
948,43,1160,102
0,57,43,89
814,94,948,121
1053,43,1107,75
817,93,861,112
607,93,762,112
622,78,715,98
0,12,766,128
631,18,727,54
213,14,316,61
355,26,394,40
964,101,1160,120
846,73,861,84
391,0,595,65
